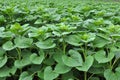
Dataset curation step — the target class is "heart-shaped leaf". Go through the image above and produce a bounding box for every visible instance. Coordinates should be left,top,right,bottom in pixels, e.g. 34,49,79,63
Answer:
93,34,110,48
35,39,56,49
14,37,33,48
54,63,71,74
76,56,94,71
19,71,33,80
95,50,114,63
53,50,63,64
0,55,8,68
44,66,59,80
2,41,15,51
104,67,120,80
14,51,31,68
62,50,83,67
0,66,17,77
30,51,44,64
0,48,5,56
64,34,82,46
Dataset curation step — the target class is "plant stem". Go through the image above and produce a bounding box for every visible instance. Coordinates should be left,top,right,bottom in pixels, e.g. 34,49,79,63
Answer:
111,58,119,69
84,43,87,80
84,72,87,80
63,41,66,54
16,48,21,60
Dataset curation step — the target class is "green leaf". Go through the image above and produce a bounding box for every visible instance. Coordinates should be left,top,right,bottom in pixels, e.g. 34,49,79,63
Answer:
38,71,44,80
0,55,8,68
62,50,83,67
88,67,104,74
14,59,31,68
93,35,110,48
2,41,15,51
30,51,44,64
0,48,5,56
95,50,114,63
81,33,96,43
35,39,56,49
14,37,33,48
76,56,94,71
19,71,33,80
10,23,23,33
44,66,59,80
54,63,71,74
64,34,82,46
0,66,17,77
14,51,31,68
34,19,42,24
0,15,5,22
0,31,15,38
104,67,120,80
62,71,75,80
53,50,63,64
0,77,6,80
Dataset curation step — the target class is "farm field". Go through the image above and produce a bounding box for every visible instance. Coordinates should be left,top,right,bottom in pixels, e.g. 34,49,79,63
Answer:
0,0,120,80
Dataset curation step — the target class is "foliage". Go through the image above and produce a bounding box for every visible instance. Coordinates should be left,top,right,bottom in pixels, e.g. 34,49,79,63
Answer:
0,0,120,80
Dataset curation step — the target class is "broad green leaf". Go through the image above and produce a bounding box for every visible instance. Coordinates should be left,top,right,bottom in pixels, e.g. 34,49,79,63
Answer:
62,50,83,67
14,51,31,68
0,48,5,56
104,67,120,80
14,59,31,68
34,19,42,24
95,50,114,63
88,67,104,74
53,50,63,64
35,39,56,49
19,71,33,80
93,35,110,48
0,31,15,38
38,71,44,80
54,63,71,74
2,41,15,51
30,52,44,64
64,34,82,46
14,37,33,48
62,71,75,80
0,77,6,80
0,55,7,68
0,66,17,77
44,66,59,80
76,56,94,71
0,15,5,22
43,57,55,66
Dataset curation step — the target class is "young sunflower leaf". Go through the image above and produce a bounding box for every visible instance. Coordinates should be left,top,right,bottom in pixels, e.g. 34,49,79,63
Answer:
62,50,83,67
104,67,120,80
2,41,15,51
44,66,59,80
19,71,33,80
35,39,56,49
14,37,33,48
95,50,114,63
30,51,44,64
54,63,72,74
76,55,94,71
0,55,8,68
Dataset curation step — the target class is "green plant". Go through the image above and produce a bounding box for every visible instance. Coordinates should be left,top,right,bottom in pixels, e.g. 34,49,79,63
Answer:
0,1,120,80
